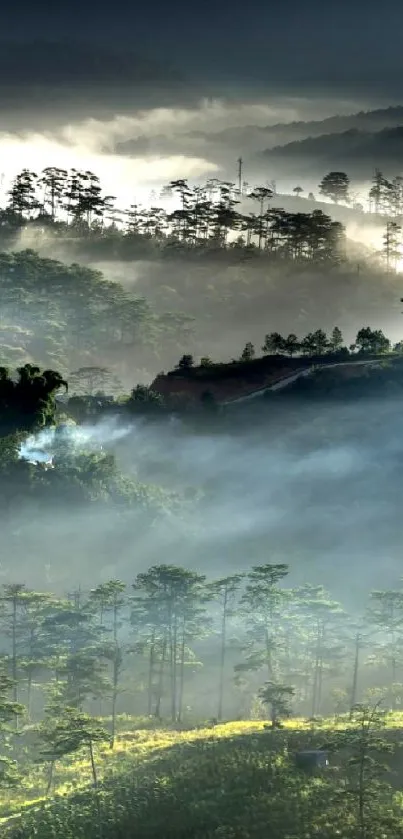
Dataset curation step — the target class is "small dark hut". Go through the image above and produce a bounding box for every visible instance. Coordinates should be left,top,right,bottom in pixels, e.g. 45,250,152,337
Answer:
295,750,329,772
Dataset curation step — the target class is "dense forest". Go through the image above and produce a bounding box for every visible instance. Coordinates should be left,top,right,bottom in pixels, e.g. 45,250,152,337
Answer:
0,165,402,389
1,360,403,723
1,165,402,238
0,167,348,251
0,161,403,835
1,561,403,729
1,557,403,837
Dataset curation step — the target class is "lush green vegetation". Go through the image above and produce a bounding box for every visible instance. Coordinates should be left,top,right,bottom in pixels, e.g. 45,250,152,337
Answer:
0,551,402,835
3,710,403,837
0,248,196,381
1,168,402,390
168,324,396,380
1,167,403,836
1,169,346,259
0,362,402,837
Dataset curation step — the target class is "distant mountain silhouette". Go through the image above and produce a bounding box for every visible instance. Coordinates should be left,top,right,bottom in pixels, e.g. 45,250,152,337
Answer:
115,105,403,184
257,125,403,178
185,106,403,154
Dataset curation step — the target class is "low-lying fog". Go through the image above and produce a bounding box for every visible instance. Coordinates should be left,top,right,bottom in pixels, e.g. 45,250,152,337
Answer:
8,388,403,609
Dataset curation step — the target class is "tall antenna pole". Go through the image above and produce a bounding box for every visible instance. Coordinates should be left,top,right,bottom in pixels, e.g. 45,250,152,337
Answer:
237,157,243,196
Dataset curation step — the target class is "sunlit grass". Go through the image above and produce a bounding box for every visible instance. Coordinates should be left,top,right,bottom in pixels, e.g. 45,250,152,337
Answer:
2,710,403,825
0,719,268,821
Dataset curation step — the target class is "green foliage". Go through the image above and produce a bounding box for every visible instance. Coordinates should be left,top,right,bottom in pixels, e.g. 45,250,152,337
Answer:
88,581,127,747
0,248,192,378
126,385,165,414
326,704,400,839
68,368,123,397
176,354,194,370
39,707,108,763
240,342,255,362
1,564,403,835
258,681,295,727
0,364,67,436
262,332,286,354
319,171,350,203
8,719,403,839
329,325,344,351
300,328,329,355
355,327,391,354
131,565,210,722
236,564,289,681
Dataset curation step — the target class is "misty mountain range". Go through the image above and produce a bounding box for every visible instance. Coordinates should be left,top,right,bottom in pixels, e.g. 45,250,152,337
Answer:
190,106,403,154
258,125,403,181
113,105,403,187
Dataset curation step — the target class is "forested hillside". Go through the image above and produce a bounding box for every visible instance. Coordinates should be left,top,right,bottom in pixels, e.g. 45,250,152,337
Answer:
0,156,403,839
0,165,402,384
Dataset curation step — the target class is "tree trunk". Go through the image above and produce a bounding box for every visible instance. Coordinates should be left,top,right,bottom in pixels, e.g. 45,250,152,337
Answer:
89,739,103,839
177,620,186,723
217,591,228,721
110,667,117,750
264,622,272,680
312,626,321,718
317,656,323,714
155,637,167,719
147,632,155,716
46,760,55,796
12,597,18,730
350,633,360,715
170,616,178,722
27,672,33,721
89,739,98,787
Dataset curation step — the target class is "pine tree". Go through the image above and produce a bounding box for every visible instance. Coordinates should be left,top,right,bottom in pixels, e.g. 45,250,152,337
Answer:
39,703,108,794
88,580,127,748
368,588,403,708
333,703,399,839
249,186,273,249
41,594,109,711
240,342,255,362
7,170,39,218
382,221,402,272
319,171,350,204
262,332,286,355
236,564,289,684
258,680,294,728
283,334,300,357
329,326,344,352
38,167,68,219
0,662,24,786
208,575,243,720
132,566,209,722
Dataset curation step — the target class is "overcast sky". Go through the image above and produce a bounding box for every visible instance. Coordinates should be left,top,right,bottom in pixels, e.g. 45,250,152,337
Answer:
2,0,403,95
0,0,402,203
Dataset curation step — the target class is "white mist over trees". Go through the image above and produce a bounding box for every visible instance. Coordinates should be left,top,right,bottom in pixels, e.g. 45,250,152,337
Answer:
1,121,403,837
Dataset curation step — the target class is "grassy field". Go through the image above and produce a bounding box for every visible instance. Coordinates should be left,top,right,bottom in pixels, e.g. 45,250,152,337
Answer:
2,714,403,838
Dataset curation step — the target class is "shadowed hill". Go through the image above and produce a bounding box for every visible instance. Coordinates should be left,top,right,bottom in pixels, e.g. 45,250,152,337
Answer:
259,125,403,179
115,105,403,164
6,719,403,838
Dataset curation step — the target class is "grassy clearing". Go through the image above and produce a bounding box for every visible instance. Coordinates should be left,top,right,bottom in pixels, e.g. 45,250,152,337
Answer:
0,718,269,820
1,713,403,838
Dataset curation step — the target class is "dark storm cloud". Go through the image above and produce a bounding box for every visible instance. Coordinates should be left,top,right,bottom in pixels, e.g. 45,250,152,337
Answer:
0,41,182,87
0,0,402,189
0,39,195,130
3,0,403,97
